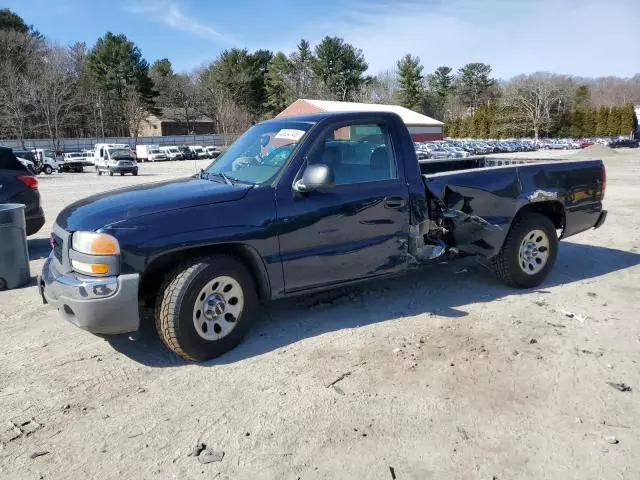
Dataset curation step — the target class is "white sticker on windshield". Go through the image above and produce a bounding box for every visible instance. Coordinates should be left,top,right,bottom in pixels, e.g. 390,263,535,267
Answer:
274,129,305,141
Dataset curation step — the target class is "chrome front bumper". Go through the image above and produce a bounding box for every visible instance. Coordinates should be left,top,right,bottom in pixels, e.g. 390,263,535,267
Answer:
38,254,140,335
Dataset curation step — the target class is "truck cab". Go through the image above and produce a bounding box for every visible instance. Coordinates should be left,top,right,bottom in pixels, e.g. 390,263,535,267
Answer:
93,144,138,176
31,149,59,175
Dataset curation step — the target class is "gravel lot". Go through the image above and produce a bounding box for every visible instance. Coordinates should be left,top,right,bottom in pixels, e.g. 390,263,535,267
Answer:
1,150,639,480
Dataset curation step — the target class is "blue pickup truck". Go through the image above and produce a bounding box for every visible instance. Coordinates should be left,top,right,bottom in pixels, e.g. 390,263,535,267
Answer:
39,112,607,361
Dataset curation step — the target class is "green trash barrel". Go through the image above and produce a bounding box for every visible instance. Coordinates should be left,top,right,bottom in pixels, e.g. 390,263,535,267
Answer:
0,203,31,290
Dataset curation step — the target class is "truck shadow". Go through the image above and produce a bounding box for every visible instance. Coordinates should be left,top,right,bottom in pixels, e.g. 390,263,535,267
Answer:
107,241,640,367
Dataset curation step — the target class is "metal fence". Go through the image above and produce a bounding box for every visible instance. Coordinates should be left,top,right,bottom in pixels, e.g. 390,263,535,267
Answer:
0,133,237,151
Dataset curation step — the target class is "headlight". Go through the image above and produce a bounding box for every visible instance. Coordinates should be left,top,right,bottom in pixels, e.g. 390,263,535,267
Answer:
72,232,120,255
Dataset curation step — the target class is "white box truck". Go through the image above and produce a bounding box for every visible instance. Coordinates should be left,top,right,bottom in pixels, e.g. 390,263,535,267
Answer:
136,144,167,162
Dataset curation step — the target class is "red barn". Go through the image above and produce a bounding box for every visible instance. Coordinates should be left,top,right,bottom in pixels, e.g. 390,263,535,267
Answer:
277,99,444,141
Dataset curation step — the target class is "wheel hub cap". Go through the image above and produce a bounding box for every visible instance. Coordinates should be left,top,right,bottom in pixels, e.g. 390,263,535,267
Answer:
192,276,244,341
518,229,550,275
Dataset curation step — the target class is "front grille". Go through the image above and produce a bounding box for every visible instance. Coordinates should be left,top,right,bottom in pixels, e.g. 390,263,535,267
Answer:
51,232,63,263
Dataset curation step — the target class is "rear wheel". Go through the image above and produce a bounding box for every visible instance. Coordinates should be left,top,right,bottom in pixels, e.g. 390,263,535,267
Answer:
156,255,258,361
109,170,114,176
492,213,558,288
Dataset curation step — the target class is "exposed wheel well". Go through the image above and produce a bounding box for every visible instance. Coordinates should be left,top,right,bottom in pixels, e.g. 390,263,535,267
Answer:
514,201,565,233
138,244,271,309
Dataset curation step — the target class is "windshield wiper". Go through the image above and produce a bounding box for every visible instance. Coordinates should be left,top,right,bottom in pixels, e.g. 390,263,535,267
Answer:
200,169,233,185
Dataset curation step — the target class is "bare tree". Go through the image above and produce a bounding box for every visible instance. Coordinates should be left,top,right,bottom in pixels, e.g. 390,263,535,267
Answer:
0,62,32,146
29,45,76,147
122,84,150,144
502,74,570,139
0,30,41,146
170,73,200,133
198,67,251,143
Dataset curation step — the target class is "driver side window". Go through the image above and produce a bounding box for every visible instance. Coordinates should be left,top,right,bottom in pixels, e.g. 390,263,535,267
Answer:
308,123,397,186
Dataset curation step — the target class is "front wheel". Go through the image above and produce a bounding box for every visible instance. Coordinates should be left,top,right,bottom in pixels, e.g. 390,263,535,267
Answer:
133,170,138,176
156,255,258,361
492,213,558,288
44,165,53,175
109,170,114,176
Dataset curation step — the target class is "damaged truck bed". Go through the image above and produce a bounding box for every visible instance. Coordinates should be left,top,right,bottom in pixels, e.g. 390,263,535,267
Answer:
39,111,607,361
415,156,606,261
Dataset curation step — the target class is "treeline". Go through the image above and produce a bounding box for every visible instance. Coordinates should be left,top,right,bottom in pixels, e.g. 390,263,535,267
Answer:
394,57,639,139
1,7,639,147
446,102,637,138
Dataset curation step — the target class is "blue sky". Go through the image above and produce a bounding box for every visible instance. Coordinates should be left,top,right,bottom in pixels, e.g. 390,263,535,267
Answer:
5,0,639,78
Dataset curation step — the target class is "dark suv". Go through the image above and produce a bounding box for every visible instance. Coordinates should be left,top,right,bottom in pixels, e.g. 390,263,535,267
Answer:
0,147,45,235
609,139,639,148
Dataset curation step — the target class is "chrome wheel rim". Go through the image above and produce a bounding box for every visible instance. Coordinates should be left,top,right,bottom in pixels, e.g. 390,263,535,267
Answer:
518,229,550,275
192,276,244,341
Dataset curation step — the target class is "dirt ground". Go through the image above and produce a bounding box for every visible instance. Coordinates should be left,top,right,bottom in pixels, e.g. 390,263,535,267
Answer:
1,150,639,480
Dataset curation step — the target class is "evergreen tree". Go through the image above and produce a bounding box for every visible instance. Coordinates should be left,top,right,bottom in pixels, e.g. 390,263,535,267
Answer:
426,66,454,119
447,118,460,137
620,103,636,136
263,52,291,117
87,32,158,136
396,54,424,111
456,62,495,113
582,109,597,137
288,39,315,99
463,115,475,138
596,107,609,136
312,36,368,101
607,107,621,136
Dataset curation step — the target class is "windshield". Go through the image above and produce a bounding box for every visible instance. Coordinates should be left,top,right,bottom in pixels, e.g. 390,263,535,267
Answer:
202,122,311,185
109,148,133,158
150,149,160,154
44,150,56,158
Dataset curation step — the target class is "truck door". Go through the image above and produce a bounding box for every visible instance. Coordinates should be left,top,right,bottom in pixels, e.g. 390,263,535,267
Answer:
275,121,410,293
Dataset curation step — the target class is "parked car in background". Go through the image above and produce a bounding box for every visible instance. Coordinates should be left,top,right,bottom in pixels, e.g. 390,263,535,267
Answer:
179,146,197,160
609,139,639,148
0,147,44,235
579,139,594,149
16,156,38,175
60,152,91,172
188,145,209,159
205,145,222,159
93,144,138,176
159,146,184,161
82,149,95,165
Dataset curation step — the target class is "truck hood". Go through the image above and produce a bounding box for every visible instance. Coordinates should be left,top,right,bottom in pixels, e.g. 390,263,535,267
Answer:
56,177,252,231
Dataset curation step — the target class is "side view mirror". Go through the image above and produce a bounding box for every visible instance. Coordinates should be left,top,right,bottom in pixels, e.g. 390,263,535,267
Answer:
293,164,335,193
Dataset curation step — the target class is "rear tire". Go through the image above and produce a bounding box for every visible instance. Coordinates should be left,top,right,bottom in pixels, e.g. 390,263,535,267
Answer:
492,213,558,288
155,255,258,361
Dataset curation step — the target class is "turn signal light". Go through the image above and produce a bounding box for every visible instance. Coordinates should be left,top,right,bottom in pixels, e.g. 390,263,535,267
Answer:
71,260,109,275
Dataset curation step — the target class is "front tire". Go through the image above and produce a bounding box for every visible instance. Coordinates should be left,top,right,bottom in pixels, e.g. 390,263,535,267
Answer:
492,213,558,288
44,165,53,175
109,170,114,176
156,255,258,361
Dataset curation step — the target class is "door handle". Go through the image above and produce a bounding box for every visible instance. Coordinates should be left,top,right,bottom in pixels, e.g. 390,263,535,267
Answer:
384,196,406,209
